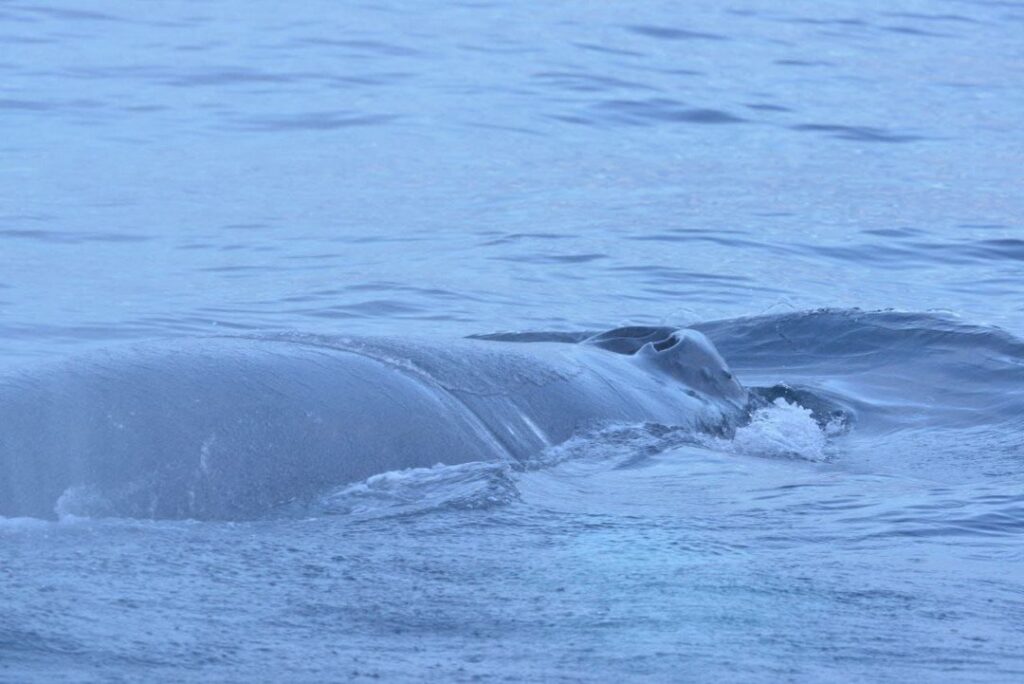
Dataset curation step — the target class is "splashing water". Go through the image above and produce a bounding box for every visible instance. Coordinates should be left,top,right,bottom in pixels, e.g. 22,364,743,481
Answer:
725,398,840,462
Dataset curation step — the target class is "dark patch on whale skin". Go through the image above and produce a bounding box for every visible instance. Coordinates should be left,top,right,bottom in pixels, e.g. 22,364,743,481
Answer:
466,331,592,344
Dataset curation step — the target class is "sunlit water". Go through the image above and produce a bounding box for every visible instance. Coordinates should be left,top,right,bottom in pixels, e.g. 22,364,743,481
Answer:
2,0,1023,681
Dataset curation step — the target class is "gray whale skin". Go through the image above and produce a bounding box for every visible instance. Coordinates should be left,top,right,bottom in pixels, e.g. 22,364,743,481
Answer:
0,327,748,519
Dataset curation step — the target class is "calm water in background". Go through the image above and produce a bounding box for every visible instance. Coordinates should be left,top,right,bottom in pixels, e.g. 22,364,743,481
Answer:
2,0,1024,681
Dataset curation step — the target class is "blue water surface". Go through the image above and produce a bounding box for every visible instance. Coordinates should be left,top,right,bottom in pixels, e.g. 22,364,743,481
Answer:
2,0,1023,681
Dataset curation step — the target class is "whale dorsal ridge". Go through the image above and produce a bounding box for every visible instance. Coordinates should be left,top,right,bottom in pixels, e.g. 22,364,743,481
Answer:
583,326,679,355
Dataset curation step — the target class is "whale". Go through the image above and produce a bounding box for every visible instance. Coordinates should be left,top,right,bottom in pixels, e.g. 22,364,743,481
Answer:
0,326,749,520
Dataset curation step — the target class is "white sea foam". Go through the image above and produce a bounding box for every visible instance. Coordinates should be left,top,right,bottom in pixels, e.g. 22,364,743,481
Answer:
719,398,840,461
0,515,51,531
304,459,519,518
527,422,699,471
54,485,114,521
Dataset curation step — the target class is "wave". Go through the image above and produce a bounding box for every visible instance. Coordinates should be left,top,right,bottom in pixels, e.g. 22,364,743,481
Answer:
696,308,1024,431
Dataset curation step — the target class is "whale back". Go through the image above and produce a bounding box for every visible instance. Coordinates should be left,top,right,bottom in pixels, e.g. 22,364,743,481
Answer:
0,339,503,519
0,329,748,520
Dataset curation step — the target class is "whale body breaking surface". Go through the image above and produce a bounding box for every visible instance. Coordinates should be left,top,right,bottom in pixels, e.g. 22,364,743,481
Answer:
0,326,755,520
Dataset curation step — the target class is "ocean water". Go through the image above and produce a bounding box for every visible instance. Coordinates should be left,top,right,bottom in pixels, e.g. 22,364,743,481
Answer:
2,0,1023,681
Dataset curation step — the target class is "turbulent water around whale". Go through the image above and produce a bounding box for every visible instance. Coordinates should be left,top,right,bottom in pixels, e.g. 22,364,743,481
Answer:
3,0,1024,682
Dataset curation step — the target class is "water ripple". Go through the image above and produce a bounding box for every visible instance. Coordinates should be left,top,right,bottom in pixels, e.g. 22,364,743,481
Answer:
577,98,747,126
626,25,729,41
791,123,928,142
228,112,399,131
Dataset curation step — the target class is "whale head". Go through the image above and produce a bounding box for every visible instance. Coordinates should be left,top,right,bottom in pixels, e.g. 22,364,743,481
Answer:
586,326,747,404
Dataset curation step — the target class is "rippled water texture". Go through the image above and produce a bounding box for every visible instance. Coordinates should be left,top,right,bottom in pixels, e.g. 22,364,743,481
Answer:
2,0,1023,682
3,0,1023,357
